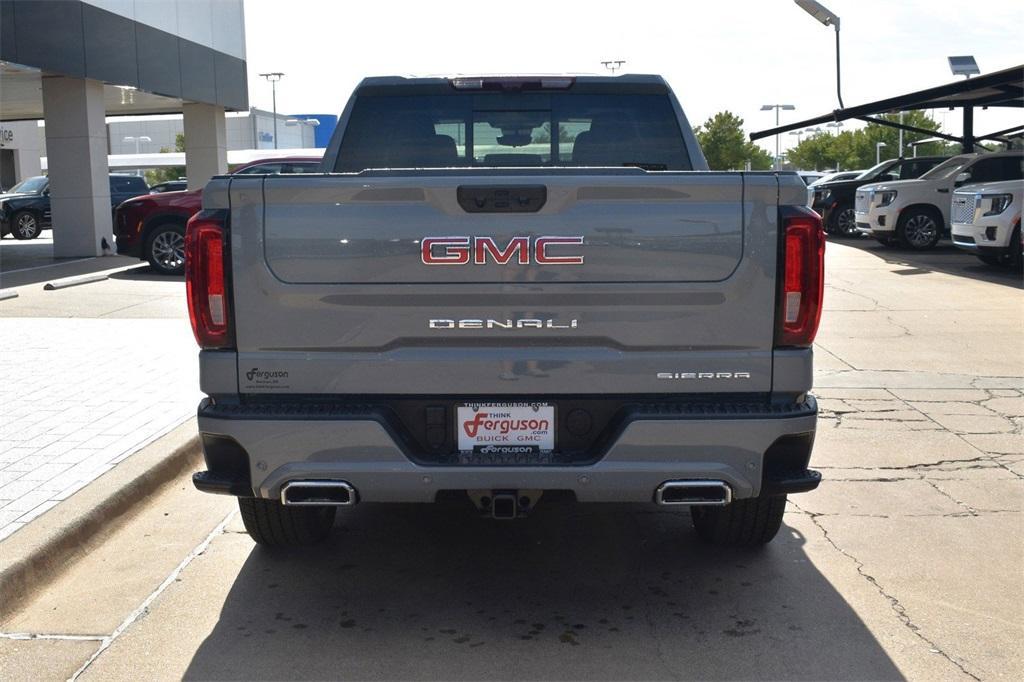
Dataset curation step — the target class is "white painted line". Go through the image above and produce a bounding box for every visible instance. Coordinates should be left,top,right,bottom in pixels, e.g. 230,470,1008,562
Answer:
0,289,18,301
43,273,110,290
3,258,94,274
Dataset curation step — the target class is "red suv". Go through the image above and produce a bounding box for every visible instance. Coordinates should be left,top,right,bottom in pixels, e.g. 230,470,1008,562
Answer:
114,157,321,275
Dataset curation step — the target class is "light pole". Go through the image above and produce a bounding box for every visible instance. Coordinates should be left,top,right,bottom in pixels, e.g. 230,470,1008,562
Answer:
794,0,844,108
259,72,285,149
122,135,151,176
875,142,887,165
761,104,795,170
789,130,804,145
826,121,844,134
600,60,626,74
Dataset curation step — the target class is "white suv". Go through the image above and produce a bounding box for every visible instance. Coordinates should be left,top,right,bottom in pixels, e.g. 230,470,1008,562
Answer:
855,151,1024,251
951,179,1023,267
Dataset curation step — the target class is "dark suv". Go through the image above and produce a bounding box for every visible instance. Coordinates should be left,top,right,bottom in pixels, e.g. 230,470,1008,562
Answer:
0,174,149,240
812,156,947,235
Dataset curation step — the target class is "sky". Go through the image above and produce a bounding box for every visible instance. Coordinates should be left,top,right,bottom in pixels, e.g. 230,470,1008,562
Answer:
242,0,1023,155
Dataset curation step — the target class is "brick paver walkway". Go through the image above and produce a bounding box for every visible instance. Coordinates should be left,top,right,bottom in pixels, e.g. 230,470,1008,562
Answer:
0,318,199,539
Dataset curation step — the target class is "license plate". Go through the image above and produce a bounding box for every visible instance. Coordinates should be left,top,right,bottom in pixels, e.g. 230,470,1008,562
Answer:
457,403,555,454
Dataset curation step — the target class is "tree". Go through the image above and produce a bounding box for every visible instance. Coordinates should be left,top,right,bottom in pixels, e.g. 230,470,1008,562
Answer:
694,111,750,170
787,132,835,171
693,111,775,170
144,133,186,186
786,111,947,171
744,142,774,170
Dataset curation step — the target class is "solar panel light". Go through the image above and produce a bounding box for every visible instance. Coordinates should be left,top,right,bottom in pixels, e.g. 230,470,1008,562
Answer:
794,0,840,29
948,56,980,77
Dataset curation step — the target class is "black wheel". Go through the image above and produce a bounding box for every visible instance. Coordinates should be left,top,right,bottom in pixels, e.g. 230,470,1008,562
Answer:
896,208,941,251
827,204,857,237
145,223,186,275
691,495,787,547
238,497,336,547
11,210,42,240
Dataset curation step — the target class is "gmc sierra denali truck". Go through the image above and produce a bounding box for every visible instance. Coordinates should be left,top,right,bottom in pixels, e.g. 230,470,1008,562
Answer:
187,74,824,548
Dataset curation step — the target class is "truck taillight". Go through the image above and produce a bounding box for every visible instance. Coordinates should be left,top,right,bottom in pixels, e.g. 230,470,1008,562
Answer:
776,208,825,348
185,210,233,349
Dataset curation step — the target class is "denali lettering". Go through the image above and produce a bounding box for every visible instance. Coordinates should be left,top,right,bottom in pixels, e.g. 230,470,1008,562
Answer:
421,236,584,265
656,372,752,379
430,319,579,329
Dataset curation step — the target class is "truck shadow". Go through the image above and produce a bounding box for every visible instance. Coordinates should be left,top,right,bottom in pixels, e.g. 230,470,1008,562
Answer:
184,499,903,681
829,234,1022,288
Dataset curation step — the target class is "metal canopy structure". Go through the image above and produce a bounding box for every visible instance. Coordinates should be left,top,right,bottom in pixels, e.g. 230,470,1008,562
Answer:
750,64,1023,152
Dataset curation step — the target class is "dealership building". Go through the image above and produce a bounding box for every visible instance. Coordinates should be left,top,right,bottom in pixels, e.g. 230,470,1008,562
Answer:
0,0,247,257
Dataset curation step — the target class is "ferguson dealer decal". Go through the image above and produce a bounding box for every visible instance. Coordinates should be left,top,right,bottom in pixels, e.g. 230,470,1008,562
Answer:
457,403,555,453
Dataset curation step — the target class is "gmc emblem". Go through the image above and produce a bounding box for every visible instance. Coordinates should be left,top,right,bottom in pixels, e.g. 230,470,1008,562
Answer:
421,236,584,265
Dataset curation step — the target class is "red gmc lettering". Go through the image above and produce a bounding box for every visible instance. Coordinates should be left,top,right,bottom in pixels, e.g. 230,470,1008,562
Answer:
535,236,585,264
421,237,470,265
422,236,584,265
474,236,530,265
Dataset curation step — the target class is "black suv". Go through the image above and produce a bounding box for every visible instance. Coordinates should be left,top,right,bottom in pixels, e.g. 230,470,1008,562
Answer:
812,156,947,235
0,174,149,240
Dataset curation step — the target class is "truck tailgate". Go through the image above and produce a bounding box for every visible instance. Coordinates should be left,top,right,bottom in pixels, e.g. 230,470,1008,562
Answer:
226,172,781,395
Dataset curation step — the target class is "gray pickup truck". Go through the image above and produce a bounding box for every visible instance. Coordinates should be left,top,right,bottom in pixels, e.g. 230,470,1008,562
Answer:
187,74,824,548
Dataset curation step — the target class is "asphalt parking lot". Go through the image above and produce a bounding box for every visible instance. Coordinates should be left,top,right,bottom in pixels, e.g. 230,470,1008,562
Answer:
1,236,1021,681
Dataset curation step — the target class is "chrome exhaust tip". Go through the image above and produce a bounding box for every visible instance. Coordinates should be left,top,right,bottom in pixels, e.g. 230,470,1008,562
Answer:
280,480,357,506
655,480,732,506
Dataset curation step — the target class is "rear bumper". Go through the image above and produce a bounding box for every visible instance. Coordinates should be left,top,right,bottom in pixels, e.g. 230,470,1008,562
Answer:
193,396,820,503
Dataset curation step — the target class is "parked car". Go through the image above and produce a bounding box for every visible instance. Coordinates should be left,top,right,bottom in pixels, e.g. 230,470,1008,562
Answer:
149,180,188,193
114,157,321,275
0,174,148,240
796,171,825,186
809,170,861,187
188,74,823,549
951,179,1023,268
813,156,947,235
855,151,1023,250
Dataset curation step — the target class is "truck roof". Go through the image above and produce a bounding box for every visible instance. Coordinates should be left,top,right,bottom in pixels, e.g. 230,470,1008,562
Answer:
352,74,672,95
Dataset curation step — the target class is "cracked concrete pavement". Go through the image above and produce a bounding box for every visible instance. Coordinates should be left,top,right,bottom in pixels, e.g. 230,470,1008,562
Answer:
0,239,1021,681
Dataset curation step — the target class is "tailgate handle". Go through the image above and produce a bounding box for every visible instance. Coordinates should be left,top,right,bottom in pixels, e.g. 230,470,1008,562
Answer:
457,185,547,213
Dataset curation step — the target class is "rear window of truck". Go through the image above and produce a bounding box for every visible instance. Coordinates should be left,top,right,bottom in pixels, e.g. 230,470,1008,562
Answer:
335,92,691,172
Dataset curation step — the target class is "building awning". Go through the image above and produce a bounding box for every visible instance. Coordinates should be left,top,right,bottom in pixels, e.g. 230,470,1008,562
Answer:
750,64,1023,146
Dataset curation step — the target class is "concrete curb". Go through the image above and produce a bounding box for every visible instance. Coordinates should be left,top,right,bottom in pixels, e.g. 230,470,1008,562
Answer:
0,419,202,617
43,272,110,290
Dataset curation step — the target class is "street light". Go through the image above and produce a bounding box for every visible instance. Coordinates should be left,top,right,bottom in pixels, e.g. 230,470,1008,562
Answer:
258,72,285,149
123,135,151,176
600,60,626,74
761,104,796,170
826,121,844,134
875,141,887,164
793,0,844,108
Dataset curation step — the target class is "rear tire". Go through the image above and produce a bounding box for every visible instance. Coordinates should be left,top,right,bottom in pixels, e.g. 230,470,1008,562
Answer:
238,497,336,546
691,495,787,547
